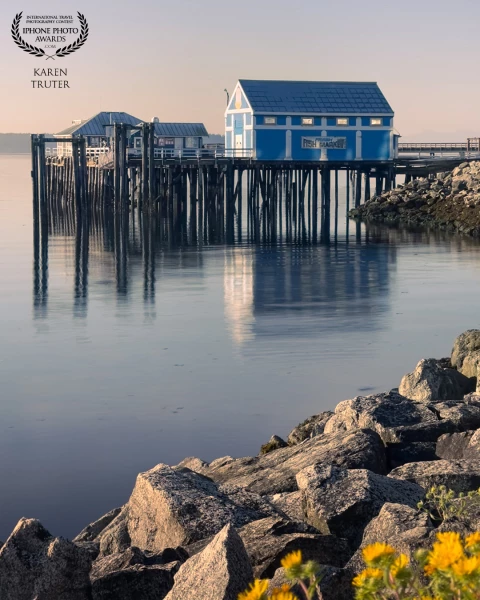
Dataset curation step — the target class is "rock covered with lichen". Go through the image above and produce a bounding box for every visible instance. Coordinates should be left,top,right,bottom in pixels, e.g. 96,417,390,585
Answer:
350,161,480,236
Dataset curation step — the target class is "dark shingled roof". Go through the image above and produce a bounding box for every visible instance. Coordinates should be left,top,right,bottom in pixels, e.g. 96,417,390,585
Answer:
238,80,393,114
152,123,209,137
55,112,143,136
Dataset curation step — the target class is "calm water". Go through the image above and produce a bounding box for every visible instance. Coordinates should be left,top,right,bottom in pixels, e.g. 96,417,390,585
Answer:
1,154,480,540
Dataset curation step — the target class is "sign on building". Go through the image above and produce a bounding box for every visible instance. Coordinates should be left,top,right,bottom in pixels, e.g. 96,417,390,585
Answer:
302,137,347,149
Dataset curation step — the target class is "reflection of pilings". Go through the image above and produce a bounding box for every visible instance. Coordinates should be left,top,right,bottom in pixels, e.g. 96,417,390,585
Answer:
33,183,49,319
356,219,362,243
74,214,89,317
142,212,156,303
114,206,129,296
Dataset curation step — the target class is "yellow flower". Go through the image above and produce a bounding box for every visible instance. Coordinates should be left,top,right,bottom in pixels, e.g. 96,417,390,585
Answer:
390,553,409,577
425,532,464,575
269,590,299,600
270,585,291,593
465,532,480,550
451,555,480,576
352,568,383,587
238,579,269,600
280,550,302,571
362,542,396,565
436,531,461,545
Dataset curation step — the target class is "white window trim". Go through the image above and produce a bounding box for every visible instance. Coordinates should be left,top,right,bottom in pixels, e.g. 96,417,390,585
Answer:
264,116,277,125
336,118,349,126
370,118,383,126
301,117,314,126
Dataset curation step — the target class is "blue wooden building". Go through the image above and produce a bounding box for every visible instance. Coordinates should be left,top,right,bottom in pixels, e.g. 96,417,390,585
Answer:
225,80,396,162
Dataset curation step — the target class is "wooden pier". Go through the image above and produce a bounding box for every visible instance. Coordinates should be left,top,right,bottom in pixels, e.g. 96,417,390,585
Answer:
31,124,478,247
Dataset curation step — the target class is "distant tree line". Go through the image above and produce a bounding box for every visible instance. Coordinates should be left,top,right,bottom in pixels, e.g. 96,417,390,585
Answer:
0,134,38,154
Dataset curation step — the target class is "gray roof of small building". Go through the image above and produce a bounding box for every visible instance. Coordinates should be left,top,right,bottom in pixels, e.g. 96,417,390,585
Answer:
238,80,393,114
152,122,208,137
55,112,143,136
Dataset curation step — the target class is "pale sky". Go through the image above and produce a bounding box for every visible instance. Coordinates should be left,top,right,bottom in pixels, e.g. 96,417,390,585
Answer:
1,0,480,140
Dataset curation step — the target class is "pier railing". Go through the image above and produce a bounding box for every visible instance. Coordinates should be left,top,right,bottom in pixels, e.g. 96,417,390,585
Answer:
399,142,469,151
398,139,480,157
47,146,254,160
150,148,254,160
46,146,110,158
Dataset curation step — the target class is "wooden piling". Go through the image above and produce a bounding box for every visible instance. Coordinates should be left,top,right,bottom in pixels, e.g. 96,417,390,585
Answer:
149,123,155,202
113,124,121,205
141,123,148,207
31,134,39,223
364,171,371,201
355,170,362,207
334,169,339,240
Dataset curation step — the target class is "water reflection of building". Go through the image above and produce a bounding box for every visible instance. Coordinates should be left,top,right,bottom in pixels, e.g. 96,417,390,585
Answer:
36,201,402,334
223,251,255,346
221,241,399,349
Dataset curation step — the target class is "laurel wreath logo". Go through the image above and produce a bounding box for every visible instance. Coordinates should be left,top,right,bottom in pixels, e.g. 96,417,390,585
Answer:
11,11,88,60
11,13,45,57
54,13,88,58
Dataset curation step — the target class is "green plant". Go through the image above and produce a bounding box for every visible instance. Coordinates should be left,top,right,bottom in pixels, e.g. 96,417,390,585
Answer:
417,485,480,523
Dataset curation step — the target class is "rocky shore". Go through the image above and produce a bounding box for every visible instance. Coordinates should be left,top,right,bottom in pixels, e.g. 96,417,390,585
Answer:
350,161,480,236
5,330,480,599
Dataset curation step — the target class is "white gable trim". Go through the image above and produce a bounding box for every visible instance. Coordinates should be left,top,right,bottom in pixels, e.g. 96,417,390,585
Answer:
224,81,253,116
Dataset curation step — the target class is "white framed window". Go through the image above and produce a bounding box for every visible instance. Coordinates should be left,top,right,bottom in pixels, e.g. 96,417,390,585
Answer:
370,118,382,126
264,116,276,125
336,118,349,126
301,117,314,126
185,137,197,148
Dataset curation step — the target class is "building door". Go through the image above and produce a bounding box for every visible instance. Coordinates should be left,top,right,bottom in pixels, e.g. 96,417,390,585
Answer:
234,114,244,156
174,137,183,157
